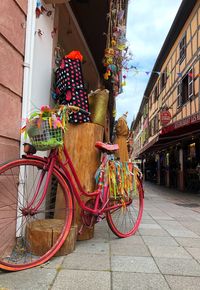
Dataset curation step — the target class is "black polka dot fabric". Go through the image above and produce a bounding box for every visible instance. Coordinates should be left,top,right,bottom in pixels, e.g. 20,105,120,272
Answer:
55,57,90,124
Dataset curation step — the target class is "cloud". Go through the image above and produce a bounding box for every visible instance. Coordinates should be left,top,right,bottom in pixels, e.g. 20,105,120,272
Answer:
116,0,182,126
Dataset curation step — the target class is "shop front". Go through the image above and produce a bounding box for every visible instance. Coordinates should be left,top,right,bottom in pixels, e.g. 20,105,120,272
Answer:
184,139,200,191
139,112,200,192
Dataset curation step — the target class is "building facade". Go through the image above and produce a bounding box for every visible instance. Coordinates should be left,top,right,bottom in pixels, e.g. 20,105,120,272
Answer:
133,0,200,192
0,0,27,163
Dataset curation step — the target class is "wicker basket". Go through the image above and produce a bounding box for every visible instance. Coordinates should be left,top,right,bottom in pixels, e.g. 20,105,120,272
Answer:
27,118,63,151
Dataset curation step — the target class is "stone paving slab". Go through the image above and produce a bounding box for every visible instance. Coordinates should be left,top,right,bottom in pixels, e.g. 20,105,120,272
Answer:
140,219,158,224
42,256,65,269
165,275,200,290
155,257,200,276
142,235,179,246
139,223,162,229
174,237,200,247
110,235,144,246
74,240,109,255
157,220,186,227
111,256,160,273
164,228,199,238
61,253,110,271
148,245,192,259
185,247,200,259
51,270,111,290
138,227,170,236
112,272,170,290
0,268,56,290
111,243,151,257
178,221,200,235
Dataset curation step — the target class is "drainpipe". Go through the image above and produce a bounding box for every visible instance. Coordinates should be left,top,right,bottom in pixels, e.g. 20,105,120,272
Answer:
20,0,36,157
17,0,36,236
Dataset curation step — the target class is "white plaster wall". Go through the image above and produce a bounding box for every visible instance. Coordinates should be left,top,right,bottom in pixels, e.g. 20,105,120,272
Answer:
30,3,55,112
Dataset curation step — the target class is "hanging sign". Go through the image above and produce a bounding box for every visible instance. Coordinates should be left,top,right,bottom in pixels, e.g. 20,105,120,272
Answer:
160,110,171,126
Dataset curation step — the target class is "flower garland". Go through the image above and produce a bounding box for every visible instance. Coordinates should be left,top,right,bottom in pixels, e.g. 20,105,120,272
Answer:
103,0,132,97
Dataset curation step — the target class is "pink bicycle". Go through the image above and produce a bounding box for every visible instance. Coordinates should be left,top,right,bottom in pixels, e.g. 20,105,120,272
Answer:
0,106,144,271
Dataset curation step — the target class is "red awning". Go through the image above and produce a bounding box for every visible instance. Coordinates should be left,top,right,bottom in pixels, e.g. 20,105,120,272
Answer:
138,112,200,156
161,112,200,135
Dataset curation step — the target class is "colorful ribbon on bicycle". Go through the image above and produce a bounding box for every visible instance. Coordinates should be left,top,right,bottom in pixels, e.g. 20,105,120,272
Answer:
95,157,140,200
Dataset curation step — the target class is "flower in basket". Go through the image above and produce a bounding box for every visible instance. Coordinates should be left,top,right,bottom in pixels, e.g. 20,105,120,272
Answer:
41,105,51,113
21,105,68,151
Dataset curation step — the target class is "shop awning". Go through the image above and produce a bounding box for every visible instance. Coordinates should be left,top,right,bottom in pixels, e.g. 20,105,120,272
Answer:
139,136,159,155
138,112,200,157
161,111,200,136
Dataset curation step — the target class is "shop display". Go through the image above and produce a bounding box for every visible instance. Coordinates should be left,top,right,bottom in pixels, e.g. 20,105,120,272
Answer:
54,51,90,124
88,89,109,127
114,112,129,162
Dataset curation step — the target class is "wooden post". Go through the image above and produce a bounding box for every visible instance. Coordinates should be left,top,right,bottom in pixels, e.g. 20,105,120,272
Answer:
178,148,185,191
156,154,161,185
56,123,104,241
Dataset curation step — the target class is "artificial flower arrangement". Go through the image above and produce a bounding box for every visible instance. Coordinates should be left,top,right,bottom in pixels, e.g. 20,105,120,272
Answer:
21,105,68,151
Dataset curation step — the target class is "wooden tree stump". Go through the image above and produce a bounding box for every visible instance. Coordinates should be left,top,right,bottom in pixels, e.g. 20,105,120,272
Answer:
26,220,77,256
55,123,104,240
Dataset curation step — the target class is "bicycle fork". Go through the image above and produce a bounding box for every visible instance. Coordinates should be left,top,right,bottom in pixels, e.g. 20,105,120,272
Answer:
18,156,56,219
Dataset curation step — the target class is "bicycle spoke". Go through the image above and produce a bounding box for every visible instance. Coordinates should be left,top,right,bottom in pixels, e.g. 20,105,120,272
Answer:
106,184,144,237
0,159,73,270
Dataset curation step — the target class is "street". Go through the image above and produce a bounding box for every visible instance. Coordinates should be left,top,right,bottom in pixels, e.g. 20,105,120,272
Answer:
1,182,200,290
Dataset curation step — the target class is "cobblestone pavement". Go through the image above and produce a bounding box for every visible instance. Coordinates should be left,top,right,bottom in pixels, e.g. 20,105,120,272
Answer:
1,182,200,290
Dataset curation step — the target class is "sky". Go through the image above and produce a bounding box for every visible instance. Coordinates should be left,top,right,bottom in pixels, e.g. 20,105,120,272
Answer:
116,0,182,126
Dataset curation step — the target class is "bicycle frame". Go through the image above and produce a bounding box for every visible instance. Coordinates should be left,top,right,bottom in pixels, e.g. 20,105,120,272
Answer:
24,143,125,217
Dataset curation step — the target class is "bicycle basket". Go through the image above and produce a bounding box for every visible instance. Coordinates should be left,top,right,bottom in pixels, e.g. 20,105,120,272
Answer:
27,118,63,151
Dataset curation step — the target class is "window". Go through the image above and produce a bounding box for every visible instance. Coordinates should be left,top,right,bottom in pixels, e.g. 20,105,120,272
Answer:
150,118,155,136
154,115,159,132
188,69,194,98
149,94,152,108
154,84,159,100
151,93,155,105
177,81,182,107
149,122,152,137
160,67,167,91
143,103,148,118
179,33,186,64
177,68,193,107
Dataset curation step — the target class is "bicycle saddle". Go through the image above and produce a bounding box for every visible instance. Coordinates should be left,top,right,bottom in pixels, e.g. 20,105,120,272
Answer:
95,141,119,152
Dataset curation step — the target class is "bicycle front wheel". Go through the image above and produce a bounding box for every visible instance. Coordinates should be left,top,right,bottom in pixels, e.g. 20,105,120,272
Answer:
106,178,144,238
0,158,73,271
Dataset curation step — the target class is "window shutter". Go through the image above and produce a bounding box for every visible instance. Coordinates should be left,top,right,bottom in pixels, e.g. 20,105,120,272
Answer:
149,122,152,137
188,68,193,99
177,81,182,107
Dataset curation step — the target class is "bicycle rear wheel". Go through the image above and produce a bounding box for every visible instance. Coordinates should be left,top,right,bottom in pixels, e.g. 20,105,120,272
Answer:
106,177,144,238
0,158,73,271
